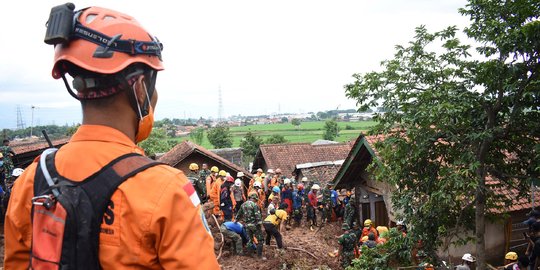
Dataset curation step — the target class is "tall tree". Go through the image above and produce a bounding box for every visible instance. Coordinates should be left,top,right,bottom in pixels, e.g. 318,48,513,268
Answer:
458,1,540,267
323,119,340,141
291,118,301,129
345,0,539,266
190,127,205,145
264,134,287,144
240,131,263,158
207,125,233,149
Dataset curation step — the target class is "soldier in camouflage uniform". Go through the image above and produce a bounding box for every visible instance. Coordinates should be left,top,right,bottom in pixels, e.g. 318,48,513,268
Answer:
199,163,210,191
0,139,15,181
235,193,266,260
338,223,357,269
187,163,207,203
320,182,333,224
343,194,357,230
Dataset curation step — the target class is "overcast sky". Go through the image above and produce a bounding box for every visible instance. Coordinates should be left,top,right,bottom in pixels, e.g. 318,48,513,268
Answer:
0,0,470,129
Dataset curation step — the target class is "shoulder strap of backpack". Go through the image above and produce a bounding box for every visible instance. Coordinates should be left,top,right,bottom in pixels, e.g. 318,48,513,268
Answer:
79,153,162,221
34,151,162,224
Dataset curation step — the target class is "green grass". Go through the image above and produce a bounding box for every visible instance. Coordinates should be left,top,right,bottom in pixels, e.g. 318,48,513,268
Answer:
172,120,376,149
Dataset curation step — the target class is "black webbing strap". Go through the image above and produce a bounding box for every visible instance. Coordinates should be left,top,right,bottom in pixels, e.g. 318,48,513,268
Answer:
73,22,162,57
35,152,161,222
78,153,161,221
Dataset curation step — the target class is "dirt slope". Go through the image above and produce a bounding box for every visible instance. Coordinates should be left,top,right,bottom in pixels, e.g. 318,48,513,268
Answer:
205,203,344,270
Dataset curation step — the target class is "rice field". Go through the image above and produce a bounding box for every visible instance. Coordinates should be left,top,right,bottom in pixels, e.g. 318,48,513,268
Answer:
172,120,376,149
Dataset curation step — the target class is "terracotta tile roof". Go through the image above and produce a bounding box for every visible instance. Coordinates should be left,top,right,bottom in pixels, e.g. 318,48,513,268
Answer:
158,141,252,177
488,177,540,213
256,141,354,177
298,165,343,186
12,138,70,155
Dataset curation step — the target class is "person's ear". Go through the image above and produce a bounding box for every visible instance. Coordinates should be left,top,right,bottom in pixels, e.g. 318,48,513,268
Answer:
133,75,147,105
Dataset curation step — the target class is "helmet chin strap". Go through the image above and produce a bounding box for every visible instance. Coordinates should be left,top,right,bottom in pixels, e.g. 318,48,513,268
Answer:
61,73,82,100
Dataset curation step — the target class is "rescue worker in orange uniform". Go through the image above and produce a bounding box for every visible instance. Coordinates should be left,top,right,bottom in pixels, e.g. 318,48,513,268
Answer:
4,4,219,269
252,180,266,210
210,170,226,218
360,219,379,243
270,168,282,189
249,168,263,191
206,166,219,196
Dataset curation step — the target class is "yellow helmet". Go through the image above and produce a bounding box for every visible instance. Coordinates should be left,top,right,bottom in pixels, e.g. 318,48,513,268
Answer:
189,163,199,171
505,251,518,261
211,166,219,173
218,170,227,177
376,226,388,235
364,219,372,227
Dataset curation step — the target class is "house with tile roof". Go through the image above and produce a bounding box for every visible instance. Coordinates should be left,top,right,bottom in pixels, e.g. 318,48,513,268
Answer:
251,141,354,181
332,134,538,264
11,138,70,169
159,141,252,182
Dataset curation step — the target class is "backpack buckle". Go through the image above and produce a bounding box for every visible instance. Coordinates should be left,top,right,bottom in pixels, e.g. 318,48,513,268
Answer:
32,195,56,210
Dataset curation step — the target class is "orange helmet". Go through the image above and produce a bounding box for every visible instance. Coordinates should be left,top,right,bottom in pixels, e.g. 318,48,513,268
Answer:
50,5,164,80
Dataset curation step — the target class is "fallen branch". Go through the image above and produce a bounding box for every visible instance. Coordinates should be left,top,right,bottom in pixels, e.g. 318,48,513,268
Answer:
211,214,225,260
269,244,317,259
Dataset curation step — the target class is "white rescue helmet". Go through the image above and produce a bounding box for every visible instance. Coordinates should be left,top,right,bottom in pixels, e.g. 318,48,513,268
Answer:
311,184,320,190
12,168,25,177
462,253,476,262
234,179,242,187
284,178,291,185
301,177,308,182
254,181,262,188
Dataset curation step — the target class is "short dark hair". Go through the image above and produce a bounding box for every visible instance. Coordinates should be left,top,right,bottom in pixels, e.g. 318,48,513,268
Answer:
368,233,375,241
3,139,9,144
279,203,288,210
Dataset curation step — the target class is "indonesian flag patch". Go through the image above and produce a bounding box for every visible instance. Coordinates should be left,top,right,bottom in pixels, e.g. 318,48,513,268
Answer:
182,183,200,207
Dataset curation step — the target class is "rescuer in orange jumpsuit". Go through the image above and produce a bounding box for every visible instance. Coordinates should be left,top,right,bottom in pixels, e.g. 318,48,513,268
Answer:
4,4,218,269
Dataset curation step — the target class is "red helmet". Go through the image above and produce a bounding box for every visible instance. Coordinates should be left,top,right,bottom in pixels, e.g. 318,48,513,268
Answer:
51,6,164,79
297,183,304,190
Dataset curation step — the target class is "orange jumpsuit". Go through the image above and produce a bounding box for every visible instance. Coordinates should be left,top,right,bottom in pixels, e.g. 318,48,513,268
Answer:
360,226,379,242
270,176,279,188
4,125,219,269
206,174,217,198
256,188,266,210
210,177,223,216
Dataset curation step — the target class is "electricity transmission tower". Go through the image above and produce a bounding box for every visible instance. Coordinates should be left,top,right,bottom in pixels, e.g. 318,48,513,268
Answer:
218,86,224,123
16,105,25,130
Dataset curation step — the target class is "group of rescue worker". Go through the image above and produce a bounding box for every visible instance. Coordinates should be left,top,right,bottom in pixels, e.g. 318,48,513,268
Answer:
186,165,349,259
186,164,406,264
337,216,408,268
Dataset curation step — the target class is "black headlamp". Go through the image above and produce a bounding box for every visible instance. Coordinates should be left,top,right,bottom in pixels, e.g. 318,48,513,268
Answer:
44,3,163,60
44,3,76,45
